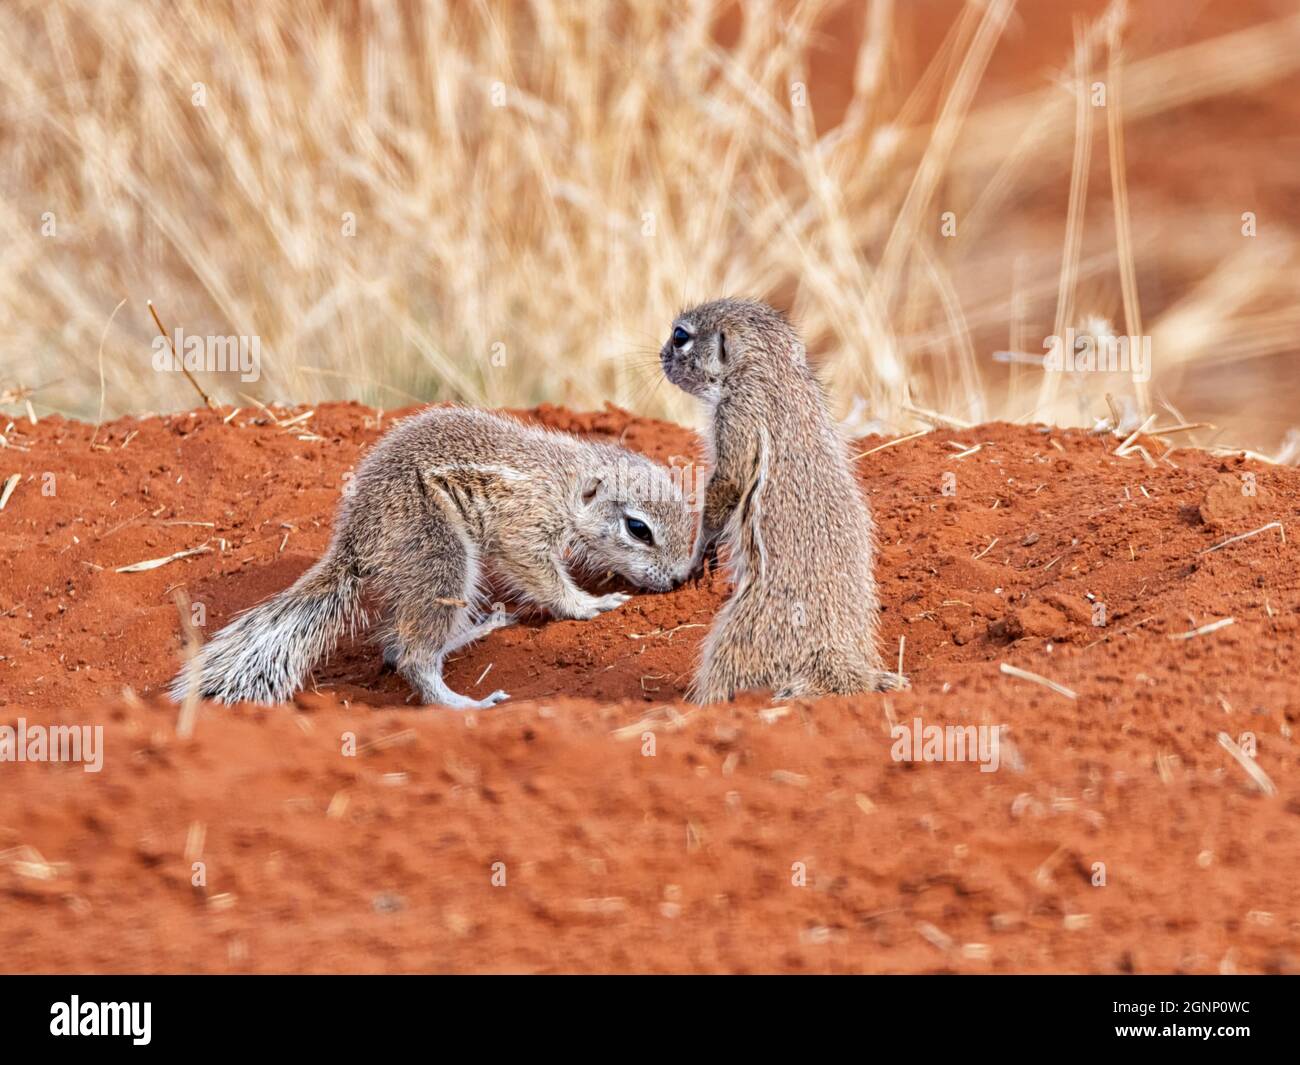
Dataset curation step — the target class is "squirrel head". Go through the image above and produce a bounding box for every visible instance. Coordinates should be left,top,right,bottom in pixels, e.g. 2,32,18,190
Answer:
660,298,804,405
568,452,698,592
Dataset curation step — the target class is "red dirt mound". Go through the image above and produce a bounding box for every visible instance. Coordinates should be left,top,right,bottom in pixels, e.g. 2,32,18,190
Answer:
0,403,1297,973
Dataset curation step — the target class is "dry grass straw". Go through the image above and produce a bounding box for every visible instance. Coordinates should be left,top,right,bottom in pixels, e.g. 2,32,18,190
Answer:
115,543,212,573
1202,522,1284,555
1217,732,1276,796
0,1,1296,452
1168,617,1235,640
999,661,1078,701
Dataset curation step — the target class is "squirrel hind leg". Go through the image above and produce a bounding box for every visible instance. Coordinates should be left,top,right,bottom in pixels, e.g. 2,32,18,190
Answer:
408,654,510,711
396,631,511,710
391,598,513,710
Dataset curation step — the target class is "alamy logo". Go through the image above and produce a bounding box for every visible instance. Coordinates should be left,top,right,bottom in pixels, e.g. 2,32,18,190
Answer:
890,717,1003,773
1043,327,1151,383
0,718,103,772
152,327,261,382
50,997,151,1045
610,457,705,510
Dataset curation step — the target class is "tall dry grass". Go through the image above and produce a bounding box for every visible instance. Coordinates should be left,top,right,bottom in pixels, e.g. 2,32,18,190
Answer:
1,0,1297,452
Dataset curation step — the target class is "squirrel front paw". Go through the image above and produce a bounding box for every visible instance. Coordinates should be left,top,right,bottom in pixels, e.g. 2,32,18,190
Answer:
561,591,631,620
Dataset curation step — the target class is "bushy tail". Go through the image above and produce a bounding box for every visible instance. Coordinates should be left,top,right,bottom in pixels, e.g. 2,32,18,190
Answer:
169,550,363,705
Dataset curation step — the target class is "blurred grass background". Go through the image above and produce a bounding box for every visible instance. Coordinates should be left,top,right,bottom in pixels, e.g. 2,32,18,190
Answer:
1,0,1297,456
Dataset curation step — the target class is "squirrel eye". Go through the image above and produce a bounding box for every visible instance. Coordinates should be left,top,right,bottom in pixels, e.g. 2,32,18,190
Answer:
672,326,691,348
625,517,654,545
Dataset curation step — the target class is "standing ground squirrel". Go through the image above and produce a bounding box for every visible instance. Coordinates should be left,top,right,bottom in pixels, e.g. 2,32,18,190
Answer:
660,298,903,702
170,407,697,709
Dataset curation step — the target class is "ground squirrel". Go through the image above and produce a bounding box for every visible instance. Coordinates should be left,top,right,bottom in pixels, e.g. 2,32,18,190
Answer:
170,407,697,709
660,298,902,702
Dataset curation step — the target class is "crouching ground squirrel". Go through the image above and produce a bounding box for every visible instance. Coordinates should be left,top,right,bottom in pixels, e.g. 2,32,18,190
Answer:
170,407,697,709
660,298,904,702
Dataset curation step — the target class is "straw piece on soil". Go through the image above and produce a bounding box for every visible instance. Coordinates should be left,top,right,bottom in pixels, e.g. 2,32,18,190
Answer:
1201,522,1283,555
184,821,207,861
326,791,350,819
610,706,696,741
626,622,705,640
1168,617,1235,640
3,845,60,881
611,717,660,743
1114,413,1157,457
999,662,1078,700
115,544,212,573
1217,732,1276,796
853,428,930,460
356,729,416,754
237,392,282,425
916,920,954,952
0,473,18,510
277,409,314,429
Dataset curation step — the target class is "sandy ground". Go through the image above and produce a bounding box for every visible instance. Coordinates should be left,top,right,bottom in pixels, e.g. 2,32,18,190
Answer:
0,403,1297,973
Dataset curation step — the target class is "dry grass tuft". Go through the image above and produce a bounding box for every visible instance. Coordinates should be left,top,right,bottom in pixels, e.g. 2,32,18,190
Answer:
0,1,1297,451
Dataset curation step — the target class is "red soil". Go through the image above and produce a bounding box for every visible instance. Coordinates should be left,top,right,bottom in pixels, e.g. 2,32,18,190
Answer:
0,403,1297,973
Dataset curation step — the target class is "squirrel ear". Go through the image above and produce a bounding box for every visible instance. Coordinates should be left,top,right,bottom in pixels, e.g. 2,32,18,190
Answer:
580,475,604,506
